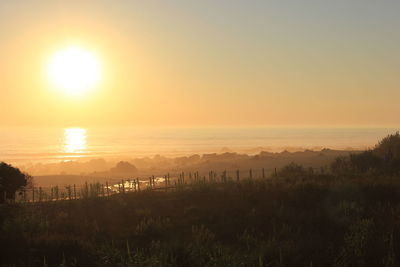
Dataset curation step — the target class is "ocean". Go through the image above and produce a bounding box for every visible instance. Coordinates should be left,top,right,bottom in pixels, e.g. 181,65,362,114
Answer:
0,127,398,164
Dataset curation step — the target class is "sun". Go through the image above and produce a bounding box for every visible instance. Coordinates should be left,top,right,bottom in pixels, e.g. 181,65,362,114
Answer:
47,46,101,95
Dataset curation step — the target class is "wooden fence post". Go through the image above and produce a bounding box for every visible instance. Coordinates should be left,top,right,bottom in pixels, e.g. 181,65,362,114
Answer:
39,187,42,202
32,186,35,203
236,169,240,182
249,169,253,179
85,182,89,198
55,186,59,201
262,168,265,179
67,185,71,201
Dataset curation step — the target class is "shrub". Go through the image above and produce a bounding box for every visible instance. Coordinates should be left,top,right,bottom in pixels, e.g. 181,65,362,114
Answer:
349,151,383,173
331,133,400,175
331,156,352,175
277,162,308,178
0,162,31,203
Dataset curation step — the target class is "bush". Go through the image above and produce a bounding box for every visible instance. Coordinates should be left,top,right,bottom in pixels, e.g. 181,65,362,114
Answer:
331,133,400,175
277,162,309,178
0,162,31,203
331,156,352,175
349,151,383,174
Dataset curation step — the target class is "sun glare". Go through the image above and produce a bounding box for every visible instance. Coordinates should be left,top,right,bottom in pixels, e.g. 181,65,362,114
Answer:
48,46,101,95
63,128,87,154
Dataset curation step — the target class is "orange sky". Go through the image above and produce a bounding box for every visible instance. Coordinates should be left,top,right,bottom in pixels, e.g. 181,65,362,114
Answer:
1,1,399,127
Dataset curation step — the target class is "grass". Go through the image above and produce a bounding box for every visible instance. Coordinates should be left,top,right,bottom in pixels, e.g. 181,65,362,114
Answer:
2,173,400,266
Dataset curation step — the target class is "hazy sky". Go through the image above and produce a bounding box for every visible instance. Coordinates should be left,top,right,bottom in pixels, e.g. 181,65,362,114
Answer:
1,0,399,127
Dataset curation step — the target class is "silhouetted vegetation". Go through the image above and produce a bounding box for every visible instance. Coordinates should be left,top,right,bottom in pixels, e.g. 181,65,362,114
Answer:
331,132,400,176
0,162,31,203
3,173,400,266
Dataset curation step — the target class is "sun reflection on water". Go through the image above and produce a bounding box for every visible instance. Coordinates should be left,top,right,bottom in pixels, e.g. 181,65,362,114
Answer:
64,128,87,154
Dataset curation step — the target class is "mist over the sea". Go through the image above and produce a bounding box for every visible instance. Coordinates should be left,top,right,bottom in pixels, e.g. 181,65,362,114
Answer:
1,127,396,165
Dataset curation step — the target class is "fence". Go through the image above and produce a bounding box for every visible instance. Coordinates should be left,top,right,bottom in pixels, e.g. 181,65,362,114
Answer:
8,167,280,204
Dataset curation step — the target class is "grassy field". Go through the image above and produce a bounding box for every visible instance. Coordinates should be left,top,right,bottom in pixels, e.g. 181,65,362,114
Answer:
2,171,400,267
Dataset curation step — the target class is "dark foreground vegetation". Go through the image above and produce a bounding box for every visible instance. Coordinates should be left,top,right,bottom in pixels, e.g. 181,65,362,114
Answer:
2,174,400,266
1,133,400,266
